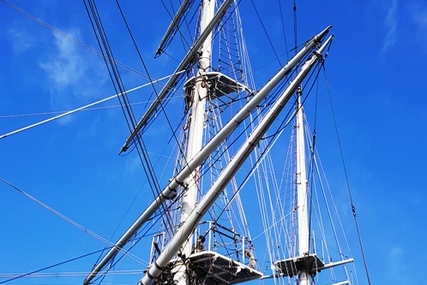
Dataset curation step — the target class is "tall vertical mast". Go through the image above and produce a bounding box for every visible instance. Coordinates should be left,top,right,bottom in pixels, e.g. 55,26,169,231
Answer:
179,0,214,258
296,88,310,285
271,36,355,284
173,1,214,285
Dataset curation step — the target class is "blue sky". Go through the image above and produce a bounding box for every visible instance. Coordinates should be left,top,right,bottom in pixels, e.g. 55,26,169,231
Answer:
1,0,427,285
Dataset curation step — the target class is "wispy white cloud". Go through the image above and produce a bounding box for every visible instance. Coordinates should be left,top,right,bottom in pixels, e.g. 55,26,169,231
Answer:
408,1,427,44
7,27,36,53
39,29,87,91
38,30,90,123
38,29,108,118
385,245,410,284
381,0,399,54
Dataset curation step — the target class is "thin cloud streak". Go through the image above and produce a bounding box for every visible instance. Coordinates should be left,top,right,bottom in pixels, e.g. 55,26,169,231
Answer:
409,1,427,44
382,0,398,54
39,30,88,90
38,28,110,121
7,27,35,53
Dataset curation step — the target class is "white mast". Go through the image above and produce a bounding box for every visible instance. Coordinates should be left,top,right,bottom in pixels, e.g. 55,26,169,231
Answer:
173,1,214,285
179,0,214,258
139,38,333,285
295,88,310,285
273,36,354,283
83,25,331,285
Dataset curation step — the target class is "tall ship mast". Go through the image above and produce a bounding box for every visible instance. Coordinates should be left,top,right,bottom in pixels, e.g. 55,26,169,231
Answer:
82,1,355,285
0,1,368,285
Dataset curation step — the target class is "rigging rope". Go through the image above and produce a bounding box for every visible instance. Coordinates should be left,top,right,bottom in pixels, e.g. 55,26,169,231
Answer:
201,57,325,269
249,0,282,66
0,177,109,246
83,1,183,277
0,76,181,140
0,176,148,264
153,0,251,243
113,0,189,185
0,176,157,284
321,64,372,285
293,0,298,53
82,0,175,233
0,248,105,285
277,0,289,58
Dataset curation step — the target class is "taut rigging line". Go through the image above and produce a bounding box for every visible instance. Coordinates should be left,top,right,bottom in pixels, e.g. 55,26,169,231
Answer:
322,64,372,285
0,73,183,140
